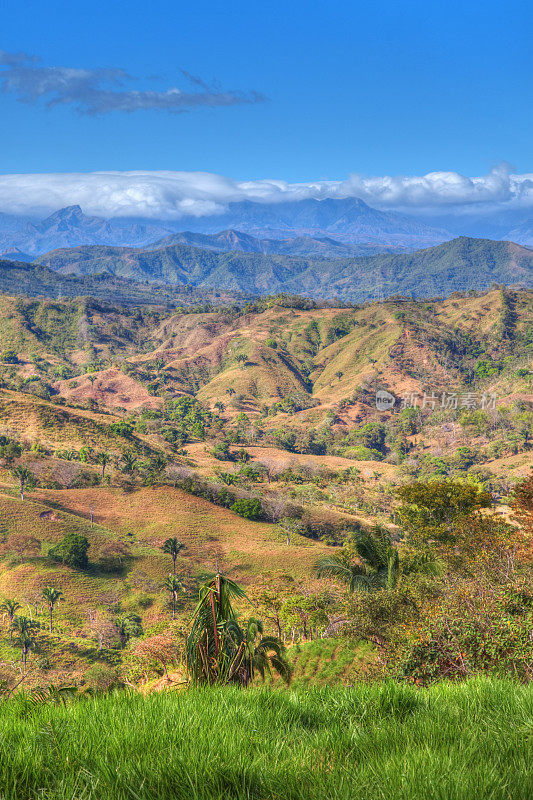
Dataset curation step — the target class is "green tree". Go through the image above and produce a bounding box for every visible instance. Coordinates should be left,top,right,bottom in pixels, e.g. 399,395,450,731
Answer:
42,586,63,634
0,598,21,641
186,572,290,686
164,574,184,619
11,616,40,667
120,452,137,474
161,537,185,573
1,350,18,364
11,466,35,501
110,421,134,438
227,617,292,686
316,527,440,592
116,613,143,647
49,533,90,569
230,498,262,520
397,481,492,547
279,594,328,641
96,452,110,479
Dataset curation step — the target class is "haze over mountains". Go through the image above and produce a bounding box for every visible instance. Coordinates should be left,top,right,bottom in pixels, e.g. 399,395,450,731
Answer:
0,198,532,304
0,205,172,258
2,197,533,262
164,197,449,247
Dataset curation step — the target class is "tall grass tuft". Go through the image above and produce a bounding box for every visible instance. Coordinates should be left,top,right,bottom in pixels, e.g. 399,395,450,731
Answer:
0,677,531,800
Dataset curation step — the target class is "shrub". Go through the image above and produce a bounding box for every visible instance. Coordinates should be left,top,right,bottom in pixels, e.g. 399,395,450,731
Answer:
344,445,384,462
230,498,263,520
49,533,90,569
109,421,134,438
212,441,232,461
1,350,18,364
83,664,120,692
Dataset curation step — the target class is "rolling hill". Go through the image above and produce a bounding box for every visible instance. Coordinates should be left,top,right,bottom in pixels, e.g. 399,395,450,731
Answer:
149,229,401,258
0,256,248,306
0,286,530,692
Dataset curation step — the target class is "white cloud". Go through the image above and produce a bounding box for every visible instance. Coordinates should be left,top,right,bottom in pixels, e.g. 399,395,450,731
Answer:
0,165,532,220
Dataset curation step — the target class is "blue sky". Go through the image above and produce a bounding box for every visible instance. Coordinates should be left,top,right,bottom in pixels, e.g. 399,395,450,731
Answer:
0,0,532,220
2,0,532,178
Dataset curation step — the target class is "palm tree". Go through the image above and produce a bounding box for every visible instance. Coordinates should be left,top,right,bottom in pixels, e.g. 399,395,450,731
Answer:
121,452,137,474
225,617,292,686
0,598,21,641
42,586,63,634
164,574,184,619
186,572,291,686
316,527,440,591
150,454,167,475
87,374,97,399
162,537,185,573
11,466,34,501
226,388,236,397
116,613,143,648
96,452,110,479
11,616,40,667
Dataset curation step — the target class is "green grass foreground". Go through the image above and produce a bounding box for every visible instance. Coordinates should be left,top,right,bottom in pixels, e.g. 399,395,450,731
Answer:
0,678,531,800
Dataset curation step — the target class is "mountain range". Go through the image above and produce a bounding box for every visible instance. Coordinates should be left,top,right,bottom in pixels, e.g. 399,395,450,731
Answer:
0,198,450,258
30,236,533,302
3,199,533,260
149,229,400,258
0,206,172,258
166,197,450,247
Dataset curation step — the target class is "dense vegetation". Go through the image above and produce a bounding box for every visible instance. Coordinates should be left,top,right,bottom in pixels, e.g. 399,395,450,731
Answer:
34,236,533,300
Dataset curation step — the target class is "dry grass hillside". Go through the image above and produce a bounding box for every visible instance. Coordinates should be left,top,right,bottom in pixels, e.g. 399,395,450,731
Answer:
0,287,530,689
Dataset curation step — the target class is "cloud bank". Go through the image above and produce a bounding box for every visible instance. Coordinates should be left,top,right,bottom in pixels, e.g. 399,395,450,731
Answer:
0,165,532,220
0,51,266,115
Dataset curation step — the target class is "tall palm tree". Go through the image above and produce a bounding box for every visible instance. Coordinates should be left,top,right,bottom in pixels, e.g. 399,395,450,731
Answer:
96,452,110,479
164,574,184,619
186,572,291,686
11,616,40,667
162,537,185,573
316,526,440,592
42,586,63,633
11,466,34,501
0,598,21,640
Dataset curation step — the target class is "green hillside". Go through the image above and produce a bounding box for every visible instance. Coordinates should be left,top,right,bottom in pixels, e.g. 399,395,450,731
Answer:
0,258,247,306
35,236,533,300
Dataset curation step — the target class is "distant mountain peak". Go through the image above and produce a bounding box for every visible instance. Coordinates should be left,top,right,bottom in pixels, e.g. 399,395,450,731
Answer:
45,205,84,221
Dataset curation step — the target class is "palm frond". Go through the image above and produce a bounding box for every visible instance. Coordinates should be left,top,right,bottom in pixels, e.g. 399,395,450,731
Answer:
315,555,354,582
